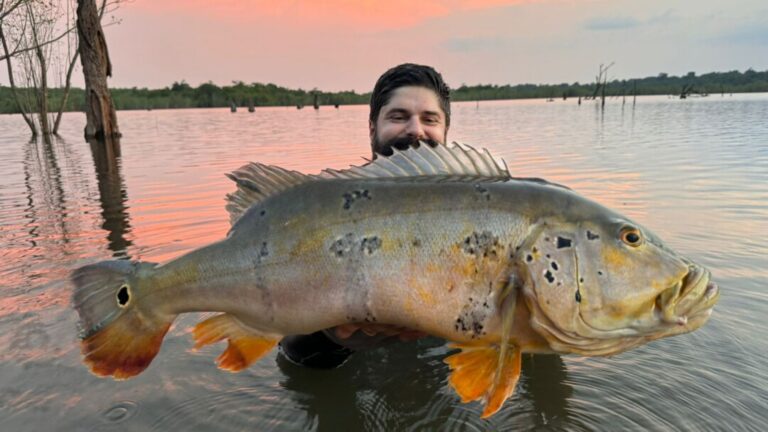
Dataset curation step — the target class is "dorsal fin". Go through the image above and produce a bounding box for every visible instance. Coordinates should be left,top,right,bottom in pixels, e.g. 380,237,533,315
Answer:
225,142,510,225
224,164,311,225
321,142,510,180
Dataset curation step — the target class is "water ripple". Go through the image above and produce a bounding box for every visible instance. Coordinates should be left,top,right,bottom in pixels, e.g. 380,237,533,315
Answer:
1,95,767,431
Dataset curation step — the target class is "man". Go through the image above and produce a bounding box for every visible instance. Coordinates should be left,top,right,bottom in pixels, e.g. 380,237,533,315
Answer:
279,63,452,368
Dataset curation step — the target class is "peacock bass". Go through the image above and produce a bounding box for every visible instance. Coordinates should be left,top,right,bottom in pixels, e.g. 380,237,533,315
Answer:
72,143,719,418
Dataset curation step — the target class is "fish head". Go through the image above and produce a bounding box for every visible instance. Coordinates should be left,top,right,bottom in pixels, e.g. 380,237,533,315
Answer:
520,211,719,356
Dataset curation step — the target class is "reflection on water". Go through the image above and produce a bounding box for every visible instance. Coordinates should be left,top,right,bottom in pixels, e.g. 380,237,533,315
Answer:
88,138,133,258
0,95,767,431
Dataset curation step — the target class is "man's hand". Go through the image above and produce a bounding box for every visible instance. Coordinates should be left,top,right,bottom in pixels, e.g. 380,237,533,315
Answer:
333,323,428,342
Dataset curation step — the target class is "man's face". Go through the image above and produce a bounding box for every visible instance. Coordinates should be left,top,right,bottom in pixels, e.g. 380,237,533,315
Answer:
370,86,447,157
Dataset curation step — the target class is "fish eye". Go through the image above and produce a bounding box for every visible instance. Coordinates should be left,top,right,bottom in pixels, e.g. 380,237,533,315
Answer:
620,227,643,247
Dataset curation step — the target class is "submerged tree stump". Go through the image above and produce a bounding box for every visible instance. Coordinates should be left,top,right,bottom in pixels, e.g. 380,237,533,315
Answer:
77,0,121,140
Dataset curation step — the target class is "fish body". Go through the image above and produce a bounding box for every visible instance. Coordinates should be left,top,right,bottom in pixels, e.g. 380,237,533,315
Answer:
72,143,719,417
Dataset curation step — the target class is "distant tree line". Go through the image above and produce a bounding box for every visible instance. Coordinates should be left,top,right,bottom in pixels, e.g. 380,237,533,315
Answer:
1,68,767,114
452,69,768,101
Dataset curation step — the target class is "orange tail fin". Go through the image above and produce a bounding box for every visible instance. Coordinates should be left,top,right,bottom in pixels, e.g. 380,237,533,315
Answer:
72,261,175,379
193,314,278,372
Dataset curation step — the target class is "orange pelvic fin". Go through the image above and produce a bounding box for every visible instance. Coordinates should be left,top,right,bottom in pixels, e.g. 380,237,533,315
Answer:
193,314,278,372
80,309,173,380
444,342,522,418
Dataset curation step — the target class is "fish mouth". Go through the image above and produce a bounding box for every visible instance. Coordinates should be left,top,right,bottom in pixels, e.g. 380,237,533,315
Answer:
655,265,720,327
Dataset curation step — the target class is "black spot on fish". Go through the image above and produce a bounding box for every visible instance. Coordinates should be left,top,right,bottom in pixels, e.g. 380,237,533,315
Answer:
455,318,465,332
412,238,421,247
260,210,266,217
546,254,551,259
575,290,582,302
360,236,382,255
587,230,600,240
461,231,501,259
598,270,604,276
259,242,269,258
455,297,490,338
551,261,559,271
526,254,533,262
117,285,130,307
474,183,491,201
342,190,372,210
364,312,377,323
473,322,484,334
544,270,555,284
579,277,584,283
556,237,573,249
330,233,356,257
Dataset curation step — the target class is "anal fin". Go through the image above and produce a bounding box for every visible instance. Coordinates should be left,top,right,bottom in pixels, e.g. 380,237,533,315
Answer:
445,343,522,418
193,314,278,372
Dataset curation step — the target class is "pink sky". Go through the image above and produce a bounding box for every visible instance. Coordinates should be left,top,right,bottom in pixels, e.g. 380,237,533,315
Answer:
91,0,768,91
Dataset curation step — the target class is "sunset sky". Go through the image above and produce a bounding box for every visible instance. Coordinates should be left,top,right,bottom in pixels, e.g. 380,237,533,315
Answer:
89,0,768,91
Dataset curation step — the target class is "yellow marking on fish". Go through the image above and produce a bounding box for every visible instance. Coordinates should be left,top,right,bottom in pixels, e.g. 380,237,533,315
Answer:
424,262,441,274
380,234,401,254
289,227,332,258
154,261,201,291
416,285,436,306
402,296,417,319
602,247,629,269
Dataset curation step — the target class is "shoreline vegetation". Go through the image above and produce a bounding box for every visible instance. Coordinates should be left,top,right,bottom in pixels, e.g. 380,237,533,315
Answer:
1,68,767,114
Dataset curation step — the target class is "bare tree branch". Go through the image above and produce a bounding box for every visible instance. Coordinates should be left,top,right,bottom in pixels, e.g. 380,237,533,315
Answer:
0,0,26,22
0,22,37,134
0,22,76,61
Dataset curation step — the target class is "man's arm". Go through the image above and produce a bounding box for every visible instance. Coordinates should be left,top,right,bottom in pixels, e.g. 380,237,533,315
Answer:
279,325,428,369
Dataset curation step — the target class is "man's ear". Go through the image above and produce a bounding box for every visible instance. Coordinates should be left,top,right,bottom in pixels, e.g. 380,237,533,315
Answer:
368,119,375,139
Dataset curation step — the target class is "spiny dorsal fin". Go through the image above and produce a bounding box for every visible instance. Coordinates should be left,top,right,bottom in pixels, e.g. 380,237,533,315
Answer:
225,142,510,225
321,142,510,180
225,163,311,225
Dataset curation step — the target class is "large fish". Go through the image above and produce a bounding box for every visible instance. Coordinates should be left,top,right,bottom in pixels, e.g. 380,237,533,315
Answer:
72,143,719,417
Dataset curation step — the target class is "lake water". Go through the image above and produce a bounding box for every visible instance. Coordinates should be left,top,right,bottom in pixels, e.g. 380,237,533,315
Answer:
1,95,766,431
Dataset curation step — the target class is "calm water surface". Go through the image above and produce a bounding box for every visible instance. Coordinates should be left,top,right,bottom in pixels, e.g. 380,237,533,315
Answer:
1,95,766,431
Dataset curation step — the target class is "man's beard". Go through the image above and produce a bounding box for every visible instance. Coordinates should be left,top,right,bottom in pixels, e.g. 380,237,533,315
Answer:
371,135,442,158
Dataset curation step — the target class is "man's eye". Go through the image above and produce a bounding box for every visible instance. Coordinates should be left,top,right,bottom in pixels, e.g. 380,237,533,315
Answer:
423,117,439,125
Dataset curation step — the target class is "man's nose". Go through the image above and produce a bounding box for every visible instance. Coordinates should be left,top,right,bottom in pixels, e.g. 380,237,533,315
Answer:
404,117,425,138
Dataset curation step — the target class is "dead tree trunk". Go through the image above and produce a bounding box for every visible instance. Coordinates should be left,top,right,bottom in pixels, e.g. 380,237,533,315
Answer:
77,0,120,140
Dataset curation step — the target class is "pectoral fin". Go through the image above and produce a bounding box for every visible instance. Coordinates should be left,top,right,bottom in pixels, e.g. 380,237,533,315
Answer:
445,343,522,418
193,314,278,372
445,280,522,418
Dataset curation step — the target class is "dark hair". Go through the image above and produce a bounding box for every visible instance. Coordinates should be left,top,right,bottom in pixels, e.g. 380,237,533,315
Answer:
369,63,451,128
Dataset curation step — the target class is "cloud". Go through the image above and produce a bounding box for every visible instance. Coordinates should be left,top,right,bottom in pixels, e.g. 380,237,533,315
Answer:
713,25,768,46
583,8,681,32
584,16,640,31
442,37,510,52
